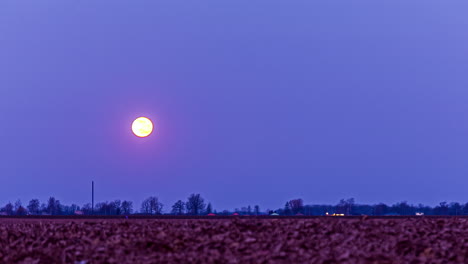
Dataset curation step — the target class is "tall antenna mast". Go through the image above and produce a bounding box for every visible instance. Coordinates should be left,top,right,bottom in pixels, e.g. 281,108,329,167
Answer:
92,181,94,215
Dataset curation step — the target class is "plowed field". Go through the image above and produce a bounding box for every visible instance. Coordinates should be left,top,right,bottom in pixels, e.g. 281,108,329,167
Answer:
0,217,466,263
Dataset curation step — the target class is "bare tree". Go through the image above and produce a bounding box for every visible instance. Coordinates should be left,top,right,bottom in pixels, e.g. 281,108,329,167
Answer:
254,205,260,215
94,201,123,215
96,202,109,215
40,203,47,214
289,199,304,215
113,200,122,215
186,194,206,215
14,200,22,212
336,198,355,215
141,196,163,215
171,200,185,215
27,199,40,215
450,202,462,216
121,200,133,215
373,203,388,216
463,203,468,215
283,202,291,215
55,199,63,215
47,197,57,215
62,204,79,215
14,200,27,215
346,198,355,215
434,202,449,215
3,202,13,215
16,206,27,216
392,201,412,216
81,203,92,215
206,203,213,214
240,207,248,214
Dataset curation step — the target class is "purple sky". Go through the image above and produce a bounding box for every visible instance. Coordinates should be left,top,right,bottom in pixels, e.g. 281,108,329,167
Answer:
1,0,468,211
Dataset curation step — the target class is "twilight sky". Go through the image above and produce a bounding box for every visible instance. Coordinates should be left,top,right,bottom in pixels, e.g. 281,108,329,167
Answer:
1,0,468,211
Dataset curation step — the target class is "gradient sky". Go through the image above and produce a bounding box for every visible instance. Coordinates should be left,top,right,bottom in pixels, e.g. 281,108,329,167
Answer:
1,0,468,211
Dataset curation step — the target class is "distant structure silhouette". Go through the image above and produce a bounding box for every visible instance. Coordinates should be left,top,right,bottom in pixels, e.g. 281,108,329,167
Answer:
92,181,94,215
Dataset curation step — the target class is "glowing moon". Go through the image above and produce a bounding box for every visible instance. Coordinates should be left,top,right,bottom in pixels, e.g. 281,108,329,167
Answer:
132,117,154,138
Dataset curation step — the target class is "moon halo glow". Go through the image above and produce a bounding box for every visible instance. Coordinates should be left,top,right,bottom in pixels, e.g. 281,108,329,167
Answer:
132,117,154,138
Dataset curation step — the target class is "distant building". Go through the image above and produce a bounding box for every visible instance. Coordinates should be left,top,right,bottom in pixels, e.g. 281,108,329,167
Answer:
74,211,84,215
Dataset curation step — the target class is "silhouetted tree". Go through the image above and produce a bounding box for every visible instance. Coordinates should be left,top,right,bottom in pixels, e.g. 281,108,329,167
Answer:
13,200,26,215
113,200,122,215
186,194,206,215
141,196,163,215
336,200,345,214
220,210,230,215
82,203,92,215
96,202,110,215
283,202,291,215
238,206,253,215
14,200,22,212
434,202,449,215
8,195,468,217
240,207,248,214
40,203,47,214
95,201,122,215
373,203,389,216
17,207,27,215
254,205,260,215
62,204,79,215
392,201,412,216
55,199,63,215
353,204,374,215
3,202,14,215
336,199,355,215
463,203,468,215
171,200,185,215
449,202,462,216
27,199,40,215
206,203,213,214
121,200,133,215
47,197,59,215
289,199,304,215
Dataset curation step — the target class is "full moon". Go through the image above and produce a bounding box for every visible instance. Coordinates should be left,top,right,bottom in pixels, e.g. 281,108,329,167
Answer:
132,117,154,138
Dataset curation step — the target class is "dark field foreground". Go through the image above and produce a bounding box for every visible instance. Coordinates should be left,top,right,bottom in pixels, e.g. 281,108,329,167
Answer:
1,218,467,264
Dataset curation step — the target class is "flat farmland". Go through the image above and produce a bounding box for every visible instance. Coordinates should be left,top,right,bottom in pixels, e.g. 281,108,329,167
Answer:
0,217,467,264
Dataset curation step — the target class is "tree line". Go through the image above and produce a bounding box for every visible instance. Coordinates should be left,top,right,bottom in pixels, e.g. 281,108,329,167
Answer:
0,194,212,216
1,195,467,216
276,198,468,216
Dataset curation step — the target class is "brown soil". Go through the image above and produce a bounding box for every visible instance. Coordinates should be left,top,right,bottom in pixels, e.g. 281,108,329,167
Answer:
0,218,466,263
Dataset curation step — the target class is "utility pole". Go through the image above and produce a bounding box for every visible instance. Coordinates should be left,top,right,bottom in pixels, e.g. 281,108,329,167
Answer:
92,181,94,215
